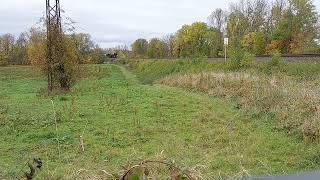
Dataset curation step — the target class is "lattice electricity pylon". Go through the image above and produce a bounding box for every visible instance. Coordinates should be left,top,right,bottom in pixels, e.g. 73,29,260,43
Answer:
46,0,62,91
46,0,62,32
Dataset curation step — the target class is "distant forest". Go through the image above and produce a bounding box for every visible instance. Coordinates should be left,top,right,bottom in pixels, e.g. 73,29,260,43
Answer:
131,0,320,58
0,30,116,66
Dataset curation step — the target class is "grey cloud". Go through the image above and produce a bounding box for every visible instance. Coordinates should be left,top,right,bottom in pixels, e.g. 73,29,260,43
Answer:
1,0,319,48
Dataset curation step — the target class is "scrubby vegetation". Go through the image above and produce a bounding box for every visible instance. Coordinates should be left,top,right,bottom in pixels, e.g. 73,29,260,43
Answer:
158,71,320,143
121,59,320,143
120,58,320,83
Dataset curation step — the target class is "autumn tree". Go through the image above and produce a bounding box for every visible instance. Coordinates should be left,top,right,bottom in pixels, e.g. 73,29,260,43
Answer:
265,0,319,54
227,0,270,46
227,12,248,48
289,0,318,53
27,28,46,66
162,34,175,58
0,53,6,66
0,34,15,65
0,34,15,56
131,38,148,58
0,48,7,66
0,38,8,66
26,24,80,91
10,32,29,65
173,22,221,57
147,38,167,59
56,35,79,88
89,46,106,64
71,33,95,63
242,32,266,55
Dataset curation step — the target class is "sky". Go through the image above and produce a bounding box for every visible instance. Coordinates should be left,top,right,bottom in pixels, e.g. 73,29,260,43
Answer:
0,0,319,48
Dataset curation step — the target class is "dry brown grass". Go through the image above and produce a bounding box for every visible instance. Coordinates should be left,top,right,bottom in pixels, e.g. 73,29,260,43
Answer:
157,72,320,143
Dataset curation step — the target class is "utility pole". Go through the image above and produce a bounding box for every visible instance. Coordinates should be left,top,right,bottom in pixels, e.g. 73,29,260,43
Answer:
46,0,62,91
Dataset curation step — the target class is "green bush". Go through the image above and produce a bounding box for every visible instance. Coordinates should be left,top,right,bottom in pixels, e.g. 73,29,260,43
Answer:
240,52,253,68
229,47,253,69
190,56,203,64
269,50,281,67
228,47,243,69
218,50,224,57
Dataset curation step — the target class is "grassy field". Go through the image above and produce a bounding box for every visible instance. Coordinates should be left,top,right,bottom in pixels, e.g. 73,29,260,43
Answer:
1,64,320,179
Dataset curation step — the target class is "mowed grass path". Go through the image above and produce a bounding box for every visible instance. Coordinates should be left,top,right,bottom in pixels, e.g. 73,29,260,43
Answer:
0,64,319,179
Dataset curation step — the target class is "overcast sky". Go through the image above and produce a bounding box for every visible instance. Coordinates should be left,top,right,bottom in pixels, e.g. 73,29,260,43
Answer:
0,0,319,48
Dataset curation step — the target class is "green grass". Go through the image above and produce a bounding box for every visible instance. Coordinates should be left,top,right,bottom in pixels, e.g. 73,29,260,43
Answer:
1,64,320,179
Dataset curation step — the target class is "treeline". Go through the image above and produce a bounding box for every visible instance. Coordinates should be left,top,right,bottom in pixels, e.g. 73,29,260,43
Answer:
1,0,319,64
0,29,110,66
131,0,320,59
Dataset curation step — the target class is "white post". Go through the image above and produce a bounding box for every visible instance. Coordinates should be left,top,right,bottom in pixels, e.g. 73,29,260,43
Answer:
224,38,228,61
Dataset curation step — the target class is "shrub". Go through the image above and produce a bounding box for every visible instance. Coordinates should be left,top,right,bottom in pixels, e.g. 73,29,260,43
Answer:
228,47,244,69
266,40,283,54
229,47,253,69
218,51,224,57
191,56,207,68
240,52,253,68
269,50,281,67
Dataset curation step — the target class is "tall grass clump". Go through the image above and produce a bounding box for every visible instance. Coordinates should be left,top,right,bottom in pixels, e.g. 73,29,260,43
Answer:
269,50,281,67
261,50,282,75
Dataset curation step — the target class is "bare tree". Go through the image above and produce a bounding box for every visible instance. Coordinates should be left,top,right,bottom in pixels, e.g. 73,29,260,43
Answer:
271,0,288,25
251,0,269,31
208,8,228,34
0,34,15,56
229,0,269,32
317,15,320,40
162,34,175,58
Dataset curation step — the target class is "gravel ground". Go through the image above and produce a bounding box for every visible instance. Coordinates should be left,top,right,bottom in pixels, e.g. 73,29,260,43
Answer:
250,172,320,180
208,56,320,62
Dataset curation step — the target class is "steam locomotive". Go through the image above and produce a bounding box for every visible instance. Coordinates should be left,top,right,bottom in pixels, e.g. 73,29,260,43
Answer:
105,53,118,59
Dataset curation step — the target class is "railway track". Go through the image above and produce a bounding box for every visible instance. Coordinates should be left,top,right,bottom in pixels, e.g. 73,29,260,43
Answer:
208,53,320,61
